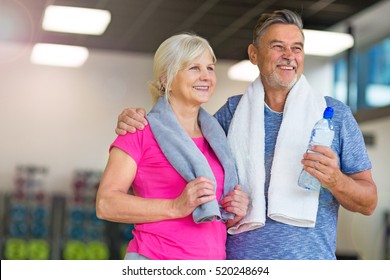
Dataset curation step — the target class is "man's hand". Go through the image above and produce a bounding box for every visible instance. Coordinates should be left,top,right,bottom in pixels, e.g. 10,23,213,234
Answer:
221,185,249,227
116,108,148,135
300,145,339,190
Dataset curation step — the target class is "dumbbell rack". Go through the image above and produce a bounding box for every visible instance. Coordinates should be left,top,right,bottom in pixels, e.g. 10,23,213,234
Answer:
59,170,110,260
0,192,6,259
1,165,53,260
385,212,390,260
0,166,134,260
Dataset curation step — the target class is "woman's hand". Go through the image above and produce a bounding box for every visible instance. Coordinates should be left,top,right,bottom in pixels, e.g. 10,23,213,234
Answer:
172,176,216,218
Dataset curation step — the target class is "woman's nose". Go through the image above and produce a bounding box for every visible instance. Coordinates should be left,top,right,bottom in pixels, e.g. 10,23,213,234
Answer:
199,68,210,79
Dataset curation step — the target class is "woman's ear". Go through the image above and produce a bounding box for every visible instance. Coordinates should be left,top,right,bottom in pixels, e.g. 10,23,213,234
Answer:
247,44,258,64
160,78,167,92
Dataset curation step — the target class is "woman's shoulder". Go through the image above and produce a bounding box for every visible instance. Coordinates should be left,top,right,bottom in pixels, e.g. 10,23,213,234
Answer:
113,124,155,147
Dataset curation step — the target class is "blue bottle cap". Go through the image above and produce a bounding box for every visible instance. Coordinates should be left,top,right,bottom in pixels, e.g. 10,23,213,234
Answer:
323,107,334,119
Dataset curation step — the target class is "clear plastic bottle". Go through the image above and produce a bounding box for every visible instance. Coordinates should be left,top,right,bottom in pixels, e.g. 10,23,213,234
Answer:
298,107,335,191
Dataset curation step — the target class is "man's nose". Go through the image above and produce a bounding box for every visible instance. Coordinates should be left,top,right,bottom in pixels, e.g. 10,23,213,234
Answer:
283,47,294,59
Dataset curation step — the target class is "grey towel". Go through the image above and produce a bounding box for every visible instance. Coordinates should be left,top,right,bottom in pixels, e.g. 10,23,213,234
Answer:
147,97,238,223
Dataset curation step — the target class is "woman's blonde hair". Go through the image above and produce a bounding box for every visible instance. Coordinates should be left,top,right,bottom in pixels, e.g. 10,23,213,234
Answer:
148,33,216,104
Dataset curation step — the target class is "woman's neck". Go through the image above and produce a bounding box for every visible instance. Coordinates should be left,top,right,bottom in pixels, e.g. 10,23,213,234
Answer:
171,102,202,138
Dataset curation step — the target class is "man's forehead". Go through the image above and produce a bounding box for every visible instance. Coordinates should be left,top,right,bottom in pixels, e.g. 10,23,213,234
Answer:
262,24,304,42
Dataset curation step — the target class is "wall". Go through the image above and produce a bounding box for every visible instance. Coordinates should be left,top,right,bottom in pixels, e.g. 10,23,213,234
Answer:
337,116,390,259
0,42,388,259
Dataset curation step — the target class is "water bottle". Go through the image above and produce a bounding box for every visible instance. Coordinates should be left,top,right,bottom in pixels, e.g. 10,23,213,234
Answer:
298,107,335,191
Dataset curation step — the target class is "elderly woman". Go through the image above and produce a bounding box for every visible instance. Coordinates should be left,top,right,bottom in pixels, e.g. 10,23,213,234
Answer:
96,33,248,260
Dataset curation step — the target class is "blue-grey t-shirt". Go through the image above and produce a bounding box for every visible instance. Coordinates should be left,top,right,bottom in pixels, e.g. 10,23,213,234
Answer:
214,95,372,260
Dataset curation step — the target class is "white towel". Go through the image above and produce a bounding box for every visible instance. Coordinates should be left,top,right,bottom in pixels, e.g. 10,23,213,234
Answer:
227,75,326,234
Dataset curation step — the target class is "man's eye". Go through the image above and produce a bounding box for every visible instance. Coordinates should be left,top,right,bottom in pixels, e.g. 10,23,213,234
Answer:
272,45,284,51
292,47,303,53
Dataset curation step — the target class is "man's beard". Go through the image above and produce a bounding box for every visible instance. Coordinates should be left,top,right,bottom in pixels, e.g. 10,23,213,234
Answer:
261,70,298,91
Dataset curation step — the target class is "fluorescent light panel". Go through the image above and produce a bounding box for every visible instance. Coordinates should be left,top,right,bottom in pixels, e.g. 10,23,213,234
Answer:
31,43,89,67
303,29,354,56
42,5,111,35
228,29,354,81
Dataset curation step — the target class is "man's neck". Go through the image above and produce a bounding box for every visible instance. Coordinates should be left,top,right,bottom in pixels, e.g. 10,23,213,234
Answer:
264,90,288,112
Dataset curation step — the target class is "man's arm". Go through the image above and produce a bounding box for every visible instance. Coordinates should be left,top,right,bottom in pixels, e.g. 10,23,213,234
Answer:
302,145,377,215
115,96,242,135
308,98,378,216
330,169,377,215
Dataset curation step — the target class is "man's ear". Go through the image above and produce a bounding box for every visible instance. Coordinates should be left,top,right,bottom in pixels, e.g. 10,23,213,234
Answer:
247,44,258,64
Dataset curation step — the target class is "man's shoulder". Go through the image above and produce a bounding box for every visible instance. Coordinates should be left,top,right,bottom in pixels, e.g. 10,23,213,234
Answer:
214,94,244,132
324,96,355,121
325,96,349,110
228,94,244,102
225,94,244,110
228,94,242,104
215,94,243,114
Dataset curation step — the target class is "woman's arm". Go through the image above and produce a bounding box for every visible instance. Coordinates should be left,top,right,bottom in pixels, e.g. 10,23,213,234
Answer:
96,147,217,224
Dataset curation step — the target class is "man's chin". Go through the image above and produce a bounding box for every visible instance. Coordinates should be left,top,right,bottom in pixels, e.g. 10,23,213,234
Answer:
261,71,299,90
281,75,298,90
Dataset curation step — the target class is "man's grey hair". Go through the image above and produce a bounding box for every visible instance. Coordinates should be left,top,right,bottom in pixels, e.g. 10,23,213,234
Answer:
252,9,304,45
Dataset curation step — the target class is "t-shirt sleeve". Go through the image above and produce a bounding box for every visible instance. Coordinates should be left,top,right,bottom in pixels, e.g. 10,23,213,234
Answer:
338,105,372,174
109,130,145,164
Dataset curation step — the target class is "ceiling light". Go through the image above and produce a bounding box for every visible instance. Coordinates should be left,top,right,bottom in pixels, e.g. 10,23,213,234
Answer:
30,43,89,67
303,29,354,56
228,60,259,82
42,5,111,35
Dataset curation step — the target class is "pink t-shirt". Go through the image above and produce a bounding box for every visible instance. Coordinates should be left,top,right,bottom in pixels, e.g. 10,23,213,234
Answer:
110,125,227,260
